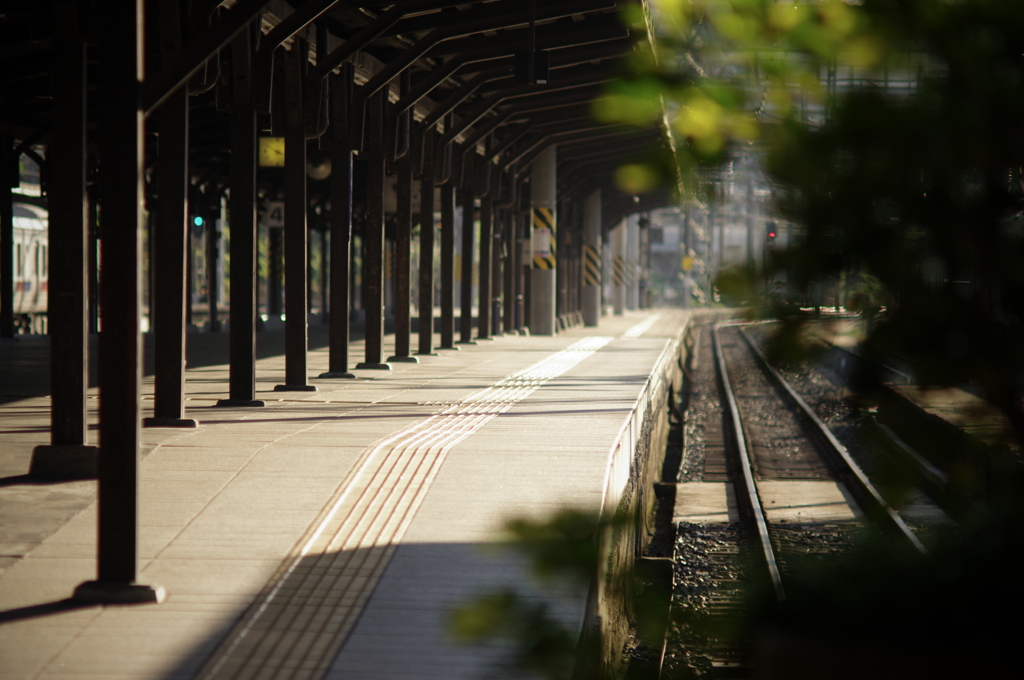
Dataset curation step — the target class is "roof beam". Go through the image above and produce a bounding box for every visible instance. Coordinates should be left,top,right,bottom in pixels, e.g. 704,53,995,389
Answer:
144,0,270,115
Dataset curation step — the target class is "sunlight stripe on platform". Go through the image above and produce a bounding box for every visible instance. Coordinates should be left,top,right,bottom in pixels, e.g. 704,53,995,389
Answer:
623,315,660,338
198,336,613,680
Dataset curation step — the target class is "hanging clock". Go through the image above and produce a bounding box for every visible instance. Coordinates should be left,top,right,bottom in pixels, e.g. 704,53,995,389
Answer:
258,136,286,167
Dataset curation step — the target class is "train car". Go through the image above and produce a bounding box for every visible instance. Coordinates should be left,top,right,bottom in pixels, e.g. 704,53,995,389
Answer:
12,202,48,333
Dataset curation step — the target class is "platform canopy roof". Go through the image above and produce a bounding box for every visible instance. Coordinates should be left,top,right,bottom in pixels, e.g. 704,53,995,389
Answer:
0,0,678,223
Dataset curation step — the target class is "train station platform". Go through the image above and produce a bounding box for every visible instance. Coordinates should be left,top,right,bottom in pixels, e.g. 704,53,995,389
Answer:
0,308,690,680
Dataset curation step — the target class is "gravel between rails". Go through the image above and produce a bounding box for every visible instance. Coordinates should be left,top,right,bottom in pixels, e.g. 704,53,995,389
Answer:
666,322,879,678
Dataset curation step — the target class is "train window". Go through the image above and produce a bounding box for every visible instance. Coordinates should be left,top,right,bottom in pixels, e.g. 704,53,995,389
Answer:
16,244,21,277
42,245,47,276
35,243,39,276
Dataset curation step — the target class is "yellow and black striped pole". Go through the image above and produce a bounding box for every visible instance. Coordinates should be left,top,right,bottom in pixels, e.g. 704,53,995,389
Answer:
529,145,558,335
626,259,638,288
611,217,627,315
531,206,556,270
582,189,601,326
612,255,625,286
583,244,601,285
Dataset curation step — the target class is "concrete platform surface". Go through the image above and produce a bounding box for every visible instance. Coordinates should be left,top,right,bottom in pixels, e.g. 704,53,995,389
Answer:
0,309,689,680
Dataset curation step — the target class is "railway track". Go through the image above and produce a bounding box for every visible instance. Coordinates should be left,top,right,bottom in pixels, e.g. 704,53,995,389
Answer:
717,324,926,591
662,322,939,678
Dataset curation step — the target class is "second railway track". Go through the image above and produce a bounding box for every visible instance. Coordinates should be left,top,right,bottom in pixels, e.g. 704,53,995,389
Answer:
715,321,927,597
663,321,945,678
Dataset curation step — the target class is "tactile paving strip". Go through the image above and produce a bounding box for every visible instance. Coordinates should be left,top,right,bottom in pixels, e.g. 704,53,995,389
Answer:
197,336,613,680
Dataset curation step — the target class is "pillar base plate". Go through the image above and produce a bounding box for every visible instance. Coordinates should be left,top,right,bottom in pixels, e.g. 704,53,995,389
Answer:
456,340,477,346
274,384,318,392
73,580,165,605
142,417,198,429
355,362,392,370
29,445,98,480
216,399,267,407
437,345,460,351
318,371,356,379
415,352,440,357
386,355,420,363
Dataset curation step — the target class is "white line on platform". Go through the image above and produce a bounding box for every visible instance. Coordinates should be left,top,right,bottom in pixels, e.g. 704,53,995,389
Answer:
200,336,614,680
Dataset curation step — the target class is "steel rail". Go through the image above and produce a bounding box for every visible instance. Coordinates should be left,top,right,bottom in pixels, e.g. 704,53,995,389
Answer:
712,323,787,603
832,343,913,385
825,337,950,500
737,326,928,555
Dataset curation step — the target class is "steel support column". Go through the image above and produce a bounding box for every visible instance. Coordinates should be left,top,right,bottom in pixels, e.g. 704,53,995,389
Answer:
208,205,222,331
31,0,99,476
388,68,417,364
388,138,418,363
145,86,198,425
555,200,568,329
438,177,457,350
458,162,476,345
268,227,282,319
88,193,99,332
478,182,493,340
600,219,609,317
320,66,356,379
568,229,579,324
626,214,639,310
75,0,163,604
146,0,197,427
612,218,626,315
356,89,390,370
501,177,519,333
219,24,265,407
277,42,316,391
0,137,12,340
490,197,505,335
582,189,601,326
529,145,557,335
502,204,515,332
574,209,584,323
318,228,328,320
516,192,529,332
639,213,650,308
416,127,438,356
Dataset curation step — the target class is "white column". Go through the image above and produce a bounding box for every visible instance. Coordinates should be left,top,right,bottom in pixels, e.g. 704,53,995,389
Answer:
582,189,601,326
626,213,640,310
529,145,557,335
611,218,626,316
